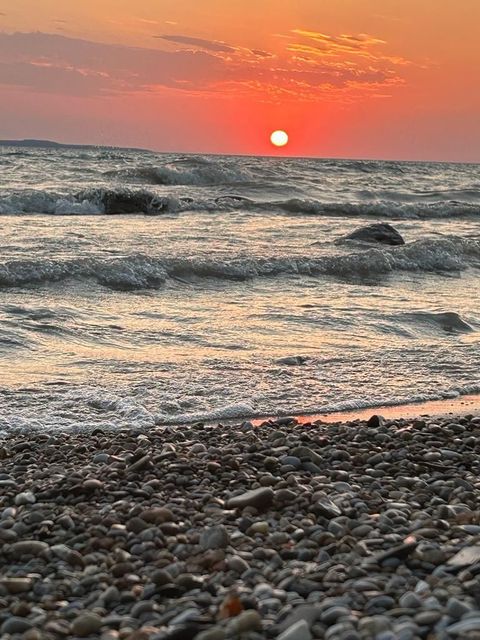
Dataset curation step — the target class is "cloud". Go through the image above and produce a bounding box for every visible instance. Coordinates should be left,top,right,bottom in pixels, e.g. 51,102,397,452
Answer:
0,32,227,95
292,29,386,55
250,49,274,58
156,34,235,54
0,30,408,102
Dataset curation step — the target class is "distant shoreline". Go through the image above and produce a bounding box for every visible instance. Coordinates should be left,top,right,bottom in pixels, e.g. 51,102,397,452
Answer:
0,138,151,154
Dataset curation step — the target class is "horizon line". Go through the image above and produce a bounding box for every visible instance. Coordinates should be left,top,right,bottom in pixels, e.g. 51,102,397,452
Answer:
1,137,478,167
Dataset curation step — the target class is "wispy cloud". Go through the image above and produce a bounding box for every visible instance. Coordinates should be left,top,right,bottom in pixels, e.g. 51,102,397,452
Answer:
0,29,411,102
156,34,235,54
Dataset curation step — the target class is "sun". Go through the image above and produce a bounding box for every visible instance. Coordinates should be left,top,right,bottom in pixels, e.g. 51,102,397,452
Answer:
270,130,289,147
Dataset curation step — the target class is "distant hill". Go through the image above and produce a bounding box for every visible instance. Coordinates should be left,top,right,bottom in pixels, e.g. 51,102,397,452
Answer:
0,139,151,153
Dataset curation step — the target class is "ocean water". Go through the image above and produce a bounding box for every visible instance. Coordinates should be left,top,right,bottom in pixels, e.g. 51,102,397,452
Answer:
0,144,479,432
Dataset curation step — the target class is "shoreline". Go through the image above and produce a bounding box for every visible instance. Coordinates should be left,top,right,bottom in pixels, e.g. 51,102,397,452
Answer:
251,393,480,427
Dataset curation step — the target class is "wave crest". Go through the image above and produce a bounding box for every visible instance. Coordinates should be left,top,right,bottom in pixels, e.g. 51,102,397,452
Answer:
105,159,252,186
1,188,479,218
0,237,477,291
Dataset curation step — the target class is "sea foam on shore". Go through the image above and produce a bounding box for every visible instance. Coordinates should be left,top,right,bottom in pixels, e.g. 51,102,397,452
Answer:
1,413,480,639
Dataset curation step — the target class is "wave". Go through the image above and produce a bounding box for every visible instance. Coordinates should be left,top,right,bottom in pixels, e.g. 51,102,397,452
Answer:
278,198,480,219
0,237,478,290
157,383,480,425
402,311,475,333
0,187,479,218
105,159,253,186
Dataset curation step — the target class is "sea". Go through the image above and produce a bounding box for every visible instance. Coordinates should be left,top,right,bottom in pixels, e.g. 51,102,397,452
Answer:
0,144,479,433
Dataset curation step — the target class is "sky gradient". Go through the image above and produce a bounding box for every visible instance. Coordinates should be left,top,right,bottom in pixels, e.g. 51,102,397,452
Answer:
0,0,479,160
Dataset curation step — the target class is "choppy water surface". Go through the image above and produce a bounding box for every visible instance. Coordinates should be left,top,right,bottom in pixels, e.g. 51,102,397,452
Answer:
0,145,479,431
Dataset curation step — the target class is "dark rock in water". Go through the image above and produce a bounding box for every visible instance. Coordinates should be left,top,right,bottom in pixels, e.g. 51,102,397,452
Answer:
342,223,405,246
102,191,169,215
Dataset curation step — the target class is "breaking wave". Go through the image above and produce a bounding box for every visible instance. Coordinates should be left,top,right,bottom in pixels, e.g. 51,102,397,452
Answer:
0,188,479,218
0,237,478,290
104,159,253,186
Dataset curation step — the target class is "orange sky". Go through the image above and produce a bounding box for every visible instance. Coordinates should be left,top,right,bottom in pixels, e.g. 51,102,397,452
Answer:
0,0,479,160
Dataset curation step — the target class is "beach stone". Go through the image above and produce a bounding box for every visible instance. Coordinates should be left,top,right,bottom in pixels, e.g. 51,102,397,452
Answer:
290,446,323,467
102,585,121,604
447,617,480,635
127,517,150,534
447,545,480,567
227,555,249,573
195,628,226,640
312,499,342,519
280,456,302,469
199,525,229,550
9,540,49,556
367,414,385,428
0,617,33,635
57,514,75,529
414,610,442,625
83,478,103,490
248,521,269,534
358,616,392,635
278,619,312,640
23,629,42,640
227,487,274,511
72,612,103,636
14,491,36,505
447,597,472,619
151,569,173,586
321,606,351,625
169,607,201,626
399,592,422,609
1,577,33,593
128,455,152,474
226,610,262,634
278,604,321,632
190,443,207,454
140,507,174,523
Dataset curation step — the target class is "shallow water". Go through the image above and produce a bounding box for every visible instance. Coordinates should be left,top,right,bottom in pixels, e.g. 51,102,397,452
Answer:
0,145,479,432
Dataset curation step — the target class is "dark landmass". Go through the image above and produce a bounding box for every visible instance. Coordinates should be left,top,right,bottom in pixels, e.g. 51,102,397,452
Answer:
0,138,150,153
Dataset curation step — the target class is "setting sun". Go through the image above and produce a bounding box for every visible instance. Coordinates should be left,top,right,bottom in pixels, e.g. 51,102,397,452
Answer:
270,130,289,147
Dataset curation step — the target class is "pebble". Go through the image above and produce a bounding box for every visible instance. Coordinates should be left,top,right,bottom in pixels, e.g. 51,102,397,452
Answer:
226,610,262,634
227,555,249,573
227,487,274,510
399,592,422,609
278,619,312,640
1,414,480,640
14,491,36,505
447,617,480,635
1,577,33,593
447,597,472,619
199,525,230,550
9,540,49,556
72,612,103,636
0,617,33,634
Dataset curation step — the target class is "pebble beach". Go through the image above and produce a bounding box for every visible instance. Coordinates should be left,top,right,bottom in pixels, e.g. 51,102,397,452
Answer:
2,414,480,640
